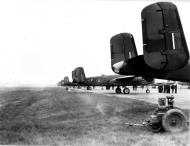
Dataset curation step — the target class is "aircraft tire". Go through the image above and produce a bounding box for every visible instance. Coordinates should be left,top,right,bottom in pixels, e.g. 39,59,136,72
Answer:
123,87,130,94
87,86,92,90
162,109,187,133
146,89,150,93
115,87,122,94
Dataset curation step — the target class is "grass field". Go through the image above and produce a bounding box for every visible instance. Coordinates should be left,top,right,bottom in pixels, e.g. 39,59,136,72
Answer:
0,87,189,145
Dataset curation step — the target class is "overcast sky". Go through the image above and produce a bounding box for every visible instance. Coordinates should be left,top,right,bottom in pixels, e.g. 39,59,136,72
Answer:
0,0,189,86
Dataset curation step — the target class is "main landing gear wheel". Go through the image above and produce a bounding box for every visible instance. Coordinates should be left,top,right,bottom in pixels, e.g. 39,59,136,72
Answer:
115,87,122,94
146,89,150,93
162,109,187,133
123,87,130,94
87,86,92,90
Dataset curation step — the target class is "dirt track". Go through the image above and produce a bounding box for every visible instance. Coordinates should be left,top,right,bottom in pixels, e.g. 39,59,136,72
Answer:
0,87,189,145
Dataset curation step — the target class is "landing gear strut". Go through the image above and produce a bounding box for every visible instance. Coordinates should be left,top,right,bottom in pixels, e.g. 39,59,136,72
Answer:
87,86,92,90
146,88,150,93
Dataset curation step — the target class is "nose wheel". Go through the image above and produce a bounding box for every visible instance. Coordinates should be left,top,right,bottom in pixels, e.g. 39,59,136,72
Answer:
146,89,150,93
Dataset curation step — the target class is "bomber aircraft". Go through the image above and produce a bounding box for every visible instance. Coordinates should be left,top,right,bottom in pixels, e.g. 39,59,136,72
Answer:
71,67,153,94
110,2,190,83
57,76,78,87
109,2,190,133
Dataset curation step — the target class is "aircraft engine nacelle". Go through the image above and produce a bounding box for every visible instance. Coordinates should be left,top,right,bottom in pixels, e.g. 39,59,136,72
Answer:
72,67,86,83
141,2,189,71
110,33,138,73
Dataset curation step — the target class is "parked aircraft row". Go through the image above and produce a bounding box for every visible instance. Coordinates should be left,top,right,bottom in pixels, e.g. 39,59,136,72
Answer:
57,2,190,133
59,2,190,95
58,67,153,94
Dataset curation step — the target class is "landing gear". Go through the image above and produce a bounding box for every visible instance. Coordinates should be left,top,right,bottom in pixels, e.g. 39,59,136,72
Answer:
115,86,130,94
123,87,130,94
115,87,122,94
78,86,81,89
146,89,150,93
87,86,92,90
106,85,111,90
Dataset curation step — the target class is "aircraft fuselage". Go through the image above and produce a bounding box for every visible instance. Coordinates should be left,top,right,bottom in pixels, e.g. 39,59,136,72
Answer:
118,55,190,82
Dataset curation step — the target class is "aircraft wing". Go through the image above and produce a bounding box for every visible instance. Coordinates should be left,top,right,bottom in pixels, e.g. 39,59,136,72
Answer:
109,76,152,86
110,75,135,82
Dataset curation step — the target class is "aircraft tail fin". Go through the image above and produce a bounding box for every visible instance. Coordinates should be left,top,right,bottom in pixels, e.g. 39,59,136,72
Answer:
72,67,86,83
141,2,189,71
63,76,70,84
110,33,138,73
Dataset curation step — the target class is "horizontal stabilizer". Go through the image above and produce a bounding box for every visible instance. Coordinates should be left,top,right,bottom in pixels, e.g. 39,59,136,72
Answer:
110,33,138,73
141,2,189,70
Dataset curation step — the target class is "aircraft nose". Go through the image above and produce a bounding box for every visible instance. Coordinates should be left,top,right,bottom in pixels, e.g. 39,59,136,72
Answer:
112,61,124,73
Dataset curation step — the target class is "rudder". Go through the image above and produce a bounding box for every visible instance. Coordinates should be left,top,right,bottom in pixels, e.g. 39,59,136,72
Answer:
110,33,138,72
72,67,86,83
141,2,189,70
63,76,69,84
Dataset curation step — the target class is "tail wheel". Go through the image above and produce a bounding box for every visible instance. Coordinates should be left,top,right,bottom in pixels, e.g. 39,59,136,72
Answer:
162,109,187,133
123,87,130,94
115,87,122,94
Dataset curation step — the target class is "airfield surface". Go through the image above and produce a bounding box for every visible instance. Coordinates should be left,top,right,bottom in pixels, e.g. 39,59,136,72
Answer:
0,86,189,145
86,86,190,109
